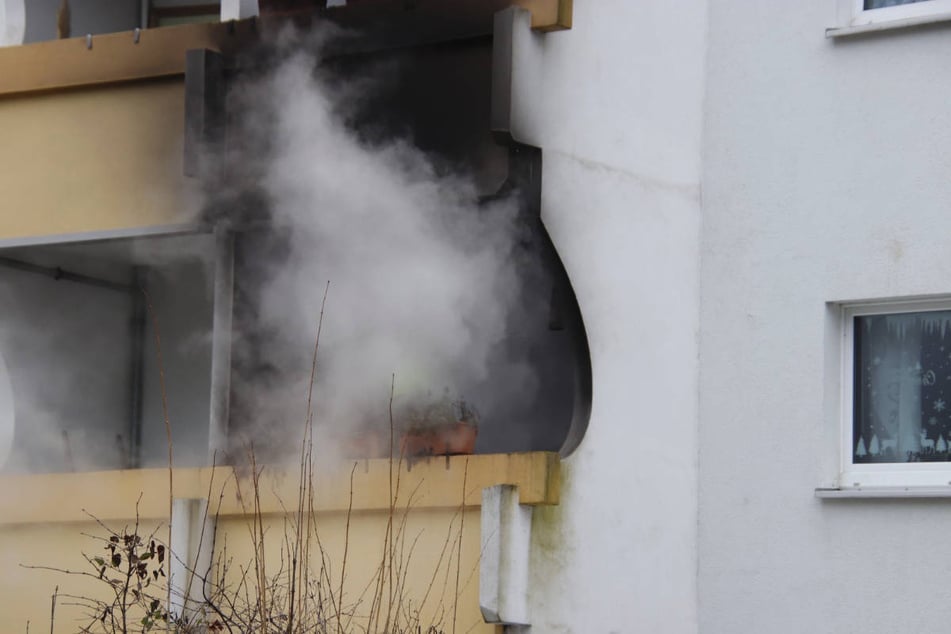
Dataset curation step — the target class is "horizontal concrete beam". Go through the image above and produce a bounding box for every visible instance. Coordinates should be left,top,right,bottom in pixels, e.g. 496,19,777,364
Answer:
0,21,254,97
0,452,560,524
0,0,572,97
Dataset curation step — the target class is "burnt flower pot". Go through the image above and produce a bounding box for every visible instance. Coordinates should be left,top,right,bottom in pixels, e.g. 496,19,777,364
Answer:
400,421,478,458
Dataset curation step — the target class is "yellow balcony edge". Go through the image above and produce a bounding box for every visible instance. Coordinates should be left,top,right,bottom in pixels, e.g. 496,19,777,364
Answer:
0,20,254,98
516,0,573,31
0,1,571,98
0,452,560,525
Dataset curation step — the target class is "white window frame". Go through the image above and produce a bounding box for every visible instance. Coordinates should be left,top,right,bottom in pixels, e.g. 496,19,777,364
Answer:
839,297,951,490
829,0,951,36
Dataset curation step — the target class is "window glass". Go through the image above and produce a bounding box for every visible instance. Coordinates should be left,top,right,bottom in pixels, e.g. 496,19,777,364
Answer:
0,233,214,473
864,0,932,9
853,311,951,464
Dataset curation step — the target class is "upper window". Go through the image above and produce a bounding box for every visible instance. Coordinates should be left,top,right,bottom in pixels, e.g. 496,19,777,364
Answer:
833,0,951,33
841,299,951,488
148,3,221,28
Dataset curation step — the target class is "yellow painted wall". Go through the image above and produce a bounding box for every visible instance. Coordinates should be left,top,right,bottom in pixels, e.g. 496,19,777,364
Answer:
1,519,166,632
1,512,489,632
215,508,489,633
0,454,557,631
0,79,193,241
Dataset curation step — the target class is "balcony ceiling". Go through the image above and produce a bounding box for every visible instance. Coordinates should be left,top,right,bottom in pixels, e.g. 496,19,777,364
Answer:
261,0,570,52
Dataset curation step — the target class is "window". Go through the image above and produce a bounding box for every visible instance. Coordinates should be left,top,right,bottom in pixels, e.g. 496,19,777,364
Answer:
830,0,951,35
840,298,951,488
0,230,218,473
867,0,933,8
148,3,220,28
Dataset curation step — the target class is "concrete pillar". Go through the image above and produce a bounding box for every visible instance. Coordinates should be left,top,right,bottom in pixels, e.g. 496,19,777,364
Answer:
481,484,532,626
220,0,258,21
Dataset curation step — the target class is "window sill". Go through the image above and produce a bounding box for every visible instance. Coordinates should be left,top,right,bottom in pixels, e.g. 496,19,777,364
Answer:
816,486,951,498
826,11,951,37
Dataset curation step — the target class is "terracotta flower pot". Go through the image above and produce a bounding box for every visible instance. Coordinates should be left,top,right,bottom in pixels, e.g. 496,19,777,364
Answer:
400,422,478,458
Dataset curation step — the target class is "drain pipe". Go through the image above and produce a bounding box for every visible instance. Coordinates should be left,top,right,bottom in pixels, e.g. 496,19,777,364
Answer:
0,255,133,293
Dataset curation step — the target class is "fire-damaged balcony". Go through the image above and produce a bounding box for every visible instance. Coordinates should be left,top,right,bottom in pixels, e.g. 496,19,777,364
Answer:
0,1,589,473
0,3,584,629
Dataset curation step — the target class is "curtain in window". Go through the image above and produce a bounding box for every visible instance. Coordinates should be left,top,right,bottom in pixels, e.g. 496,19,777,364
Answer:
855,312,951,463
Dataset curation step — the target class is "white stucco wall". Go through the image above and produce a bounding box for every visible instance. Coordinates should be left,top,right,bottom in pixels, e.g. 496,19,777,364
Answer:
220,0,259,21
510,2,707,631
700,3,951,633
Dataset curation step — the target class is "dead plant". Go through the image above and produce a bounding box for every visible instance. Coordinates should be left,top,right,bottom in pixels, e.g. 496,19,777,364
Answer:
28,281,480,633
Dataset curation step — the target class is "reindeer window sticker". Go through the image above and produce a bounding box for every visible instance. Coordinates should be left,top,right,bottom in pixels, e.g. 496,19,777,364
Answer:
854,311,951,463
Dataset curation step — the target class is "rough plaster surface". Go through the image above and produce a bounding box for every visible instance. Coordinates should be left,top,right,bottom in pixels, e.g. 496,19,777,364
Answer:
512,1,707,631
700,2,951,632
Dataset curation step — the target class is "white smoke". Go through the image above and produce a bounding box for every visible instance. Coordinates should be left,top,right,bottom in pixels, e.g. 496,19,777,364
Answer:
0,347,14,466
0,29,552,473
219,33,541,456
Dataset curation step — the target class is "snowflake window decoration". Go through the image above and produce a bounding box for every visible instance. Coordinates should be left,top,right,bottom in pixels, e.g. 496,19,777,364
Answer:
853,310,951,464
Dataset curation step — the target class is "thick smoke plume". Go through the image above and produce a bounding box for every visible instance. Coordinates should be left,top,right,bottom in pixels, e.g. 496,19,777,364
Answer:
217,32,541,457
0,29,549,474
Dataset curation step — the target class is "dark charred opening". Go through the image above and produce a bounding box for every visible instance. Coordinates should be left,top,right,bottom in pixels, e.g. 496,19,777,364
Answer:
0,5,590,475
195,7,591,458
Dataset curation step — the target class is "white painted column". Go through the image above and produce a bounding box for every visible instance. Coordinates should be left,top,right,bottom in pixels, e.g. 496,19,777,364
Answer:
480,485,532,626
168,497,216,621
220,0,259,21
0,0,25,46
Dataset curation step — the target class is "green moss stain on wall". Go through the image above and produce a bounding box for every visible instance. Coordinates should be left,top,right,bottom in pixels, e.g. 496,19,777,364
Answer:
531,459,573,564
